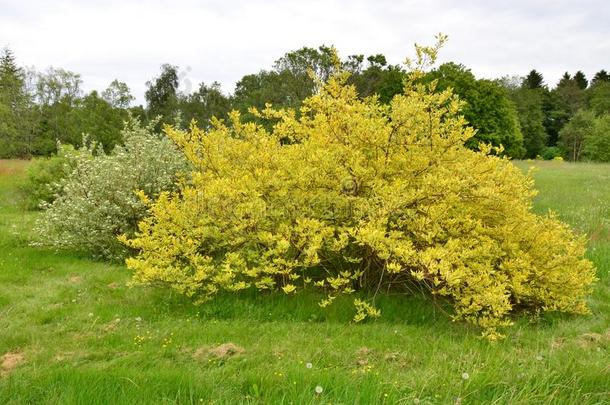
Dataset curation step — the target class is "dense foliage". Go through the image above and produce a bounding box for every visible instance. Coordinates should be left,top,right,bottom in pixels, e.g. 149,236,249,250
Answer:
505,69,610,160
33,118,188,260
423,63,524,157
2,43,609,161
21,144,87,209
0,48,33,157
121,44,596,338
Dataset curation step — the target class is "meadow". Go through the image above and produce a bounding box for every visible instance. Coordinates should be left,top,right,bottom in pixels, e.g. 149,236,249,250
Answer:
0,159,608,404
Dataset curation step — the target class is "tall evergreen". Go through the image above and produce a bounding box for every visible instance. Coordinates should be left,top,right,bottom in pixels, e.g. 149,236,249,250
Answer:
557,72,572,88
0,47,26,106
0,47,32,158
523,70,545,89
0,48,22,80
591,70,609,86
573,71,588,90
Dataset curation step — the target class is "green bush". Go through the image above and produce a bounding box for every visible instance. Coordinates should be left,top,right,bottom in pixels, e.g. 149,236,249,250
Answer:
33,117,188,260
21,144,88,209
540,146,563,161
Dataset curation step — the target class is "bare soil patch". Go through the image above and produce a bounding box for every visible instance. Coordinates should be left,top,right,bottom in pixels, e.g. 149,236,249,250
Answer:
1,351,25,377
204,343,245,359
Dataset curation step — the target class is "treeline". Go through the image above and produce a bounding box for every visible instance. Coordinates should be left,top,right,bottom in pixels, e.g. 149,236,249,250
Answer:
1,46,609,160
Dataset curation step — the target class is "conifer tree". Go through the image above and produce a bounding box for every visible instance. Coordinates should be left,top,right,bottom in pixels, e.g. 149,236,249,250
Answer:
0,47,32,157
523,70,545,89
573,71,588,90
591,70,609,86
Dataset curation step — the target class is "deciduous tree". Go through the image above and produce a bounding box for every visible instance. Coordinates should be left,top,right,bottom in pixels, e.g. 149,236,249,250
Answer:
426,63,524,156
102,79,134,109
559,109,595,161
145,64,179,130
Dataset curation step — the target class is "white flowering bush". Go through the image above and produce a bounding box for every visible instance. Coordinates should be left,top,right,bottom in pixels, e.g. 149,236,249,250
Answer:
33,117,188,260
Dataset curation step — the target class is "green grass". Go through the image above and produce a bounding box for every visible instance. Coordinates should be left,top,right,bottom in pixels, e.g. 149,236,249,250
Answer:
0,160,609,404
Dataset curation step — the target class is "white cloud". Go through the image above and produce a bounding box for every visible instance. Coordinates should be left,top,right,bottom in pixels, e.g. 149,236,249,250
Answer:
1,0,608,104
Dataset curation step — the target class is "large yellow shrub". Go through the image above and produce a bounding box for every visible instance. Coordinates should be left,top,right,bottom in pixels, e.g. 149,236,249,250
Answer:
121,42,595,338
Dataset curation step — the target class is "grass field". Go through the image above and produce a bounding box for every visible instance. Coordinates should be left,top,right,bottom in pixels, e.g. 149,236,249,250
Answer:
0,159,608,404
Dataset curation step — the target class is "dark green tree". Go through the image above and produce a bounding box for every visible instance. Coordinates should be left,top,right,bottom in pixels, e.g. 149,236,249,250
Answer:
179,81,231,129
555,77,585,115
573,71,588,90
523,70,545,89
424,63,524,157
591,70,609,86
557,72,572,87
366,54,387,68
232,69,311,118
511,87,548,158
342,54,365,74
587,82,610,115
347,55,406,104
145,64,179,129
0,48,19,73
32,67,83,152
541,72,587,146
0,47,35,157
273,45,336,84
541,90,568,146
232,45,346,121
128,105,147,122
67,90,127,152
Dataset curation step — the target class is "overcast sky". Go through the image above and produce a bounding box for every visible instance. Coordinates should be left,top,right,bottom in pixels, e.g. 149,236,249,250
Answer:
1,0,609,105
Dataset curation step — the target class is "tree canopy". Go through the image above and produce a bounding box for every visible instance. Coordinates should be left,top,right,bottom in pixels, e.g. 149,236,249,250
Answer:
1,45,609,161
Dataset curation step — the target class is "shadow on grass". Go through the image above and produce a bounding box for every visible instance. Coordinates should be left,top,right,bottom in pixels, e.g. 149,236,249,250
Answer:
136,284,455,327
